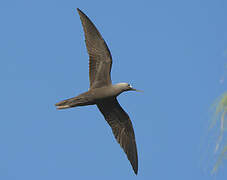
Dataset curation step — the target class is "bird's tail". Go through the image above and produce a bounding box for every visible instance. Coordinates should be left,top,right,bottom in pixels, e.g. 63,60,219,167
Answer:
55,94,94,109
55,97,82,109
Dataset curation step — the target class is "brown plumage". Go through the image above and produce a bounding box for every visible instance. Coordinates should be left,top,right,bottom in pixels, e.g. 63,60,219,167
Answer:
97,98,138,174
55,8,141,174
77,8,112,89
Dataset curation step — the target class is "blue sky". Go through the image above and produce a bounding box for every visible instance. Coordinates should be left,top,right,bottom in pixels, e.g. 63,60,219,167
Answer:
1,0,227,179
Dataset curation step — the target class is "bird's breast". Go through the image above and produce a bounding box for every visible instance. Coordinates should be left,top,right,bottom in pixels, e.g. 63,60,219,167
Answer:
90,86,119,102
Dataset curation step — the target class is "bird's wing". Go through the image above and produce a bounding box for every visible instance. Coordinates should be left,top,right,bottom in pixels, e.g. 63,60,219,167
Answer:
97,98,138,174
77,8,112,89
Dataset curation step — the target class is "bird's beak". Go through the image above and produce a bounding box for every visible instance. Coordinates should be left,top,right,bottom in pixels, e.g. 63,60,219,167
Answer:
131,88,143,92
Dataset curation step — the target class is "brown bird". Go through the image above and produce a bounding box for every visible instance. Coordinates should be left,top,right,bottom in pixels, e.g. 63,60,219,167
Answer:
55,8,141,174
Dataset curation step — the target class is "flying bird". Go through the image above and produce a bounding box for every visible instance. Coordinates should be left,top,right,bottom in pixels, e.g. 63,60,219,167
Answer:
55,8,141,174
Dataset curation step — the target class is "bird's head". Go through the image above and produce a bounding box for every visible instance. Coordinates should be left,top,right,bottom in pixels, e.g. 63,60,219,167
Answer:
116,83,142,93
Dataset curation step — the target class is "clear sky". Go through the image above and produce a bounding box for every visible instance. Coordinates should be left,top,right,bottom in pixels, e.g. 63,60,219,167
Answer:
0,0,227,179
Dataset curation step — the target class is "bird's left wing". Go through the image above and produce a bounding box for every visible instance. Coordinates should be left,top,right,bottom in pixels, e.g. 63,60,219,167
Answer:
77,8,112,89
97,98,138,174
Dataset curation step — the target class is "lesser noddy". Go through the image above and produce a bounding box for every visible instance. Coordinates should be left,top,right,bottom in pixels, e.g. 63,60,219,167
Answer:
56,8,140,174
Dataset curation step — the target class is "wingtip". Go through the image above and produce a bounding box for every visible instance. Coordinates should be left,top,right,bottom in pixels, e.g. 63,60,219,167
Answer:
132,162,138,175
77,8,83,15
134,168,138,175
77,8,80,14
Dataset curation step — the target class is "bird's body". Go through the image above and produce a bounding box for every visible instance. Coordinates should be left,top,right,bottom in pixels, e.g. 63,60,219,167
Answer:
56,83,133,109
56,8,140,174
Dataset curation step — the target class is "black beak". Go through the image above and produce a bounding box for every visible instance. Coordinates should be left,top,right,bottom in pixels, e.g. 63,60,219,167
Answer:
130,88,143,92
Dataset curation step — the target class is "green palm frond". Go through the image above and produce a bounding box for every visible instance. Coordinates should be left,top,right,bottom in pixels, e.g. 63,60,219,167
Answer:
211,92,227,173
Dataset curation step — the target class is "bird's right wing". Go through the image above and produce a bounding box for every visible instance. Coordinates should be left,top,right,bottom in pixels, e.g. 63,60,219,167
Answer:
97,98,138,174
77,8,112,89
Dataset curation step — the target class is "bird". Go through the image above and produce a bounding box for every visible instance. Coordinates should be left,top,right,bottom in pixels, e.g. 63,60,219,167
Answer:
55,8,141,174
